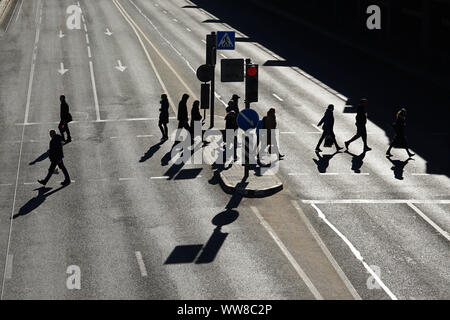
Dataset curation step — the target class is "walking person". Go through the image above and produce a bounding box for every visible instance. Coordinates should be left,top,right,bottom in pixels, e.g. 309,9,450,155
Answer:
386,108,415,157
345,98,371,152
224,109,238,162
315,104,343,152
158,94,169,141
176,93,190,141
190,100,203,140
58,95,72,143
229,94,240,114
264,108,284,159
38,130,71,186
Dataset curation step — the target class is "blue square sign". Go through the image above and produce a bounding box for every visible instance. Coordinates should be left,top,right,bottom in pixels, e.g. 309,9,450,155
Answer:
217,31,235,50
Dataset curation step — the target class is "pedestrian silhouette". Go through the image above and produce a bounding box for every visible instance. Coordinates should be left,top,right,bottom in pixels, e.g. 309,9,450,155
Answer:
315,104,343,152
224,109,238,162
386,155,414,180
38,130,71,186
58,95,72,143
226,94,240,114
346,150,367,173
140,141,164,162
190,100,202,136
176,93,190,142
263,108,284,159
313,150,339,173
158,94,169,141
345,98,371,152
29,151,48,165
386,108,415,157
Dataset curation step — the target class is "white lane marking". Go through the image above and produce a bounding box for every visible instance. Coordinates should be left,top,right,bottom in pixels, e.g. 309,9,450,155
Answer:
83,23,87,32
0,184,13,187
58,29,65,38
6,0,20,32
201,39,206,43
109,136,118,139
309,204,397,300
220,53,227,58
119,178,136,181
87,46,92,58
411,173,430,176
288,173,308,176
113,0,197,113
135,251,148,277
272,93,283,101
150,176,169,180
2,1,43,299
311,123,322,133
186,27,191,32
251,206,323,299
291,201,361,299
24,182,39,185
280,131,296,134
172,18,178,22
407,203,450,242
15,0,24,24
57,62,69,75
136,134,154,138
88,61,101,121
5,255,13,279
85,34,89,44
115,60,127,72
163,10,167,14
18,117,162,126
303,199,450,204
105,28,113,36
319,173,339,175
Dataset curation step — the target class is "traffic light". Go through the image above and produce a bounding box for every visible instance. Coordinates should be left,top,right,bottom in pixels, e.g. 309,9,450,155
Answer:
206,33,217,66
245,64,258,103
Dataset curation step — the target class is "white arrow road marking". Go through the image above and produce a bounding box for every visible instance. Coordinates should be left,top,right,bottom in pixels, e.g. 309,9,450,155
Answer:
105,28,113,36
115,60,127,72
58,62,68,75
58,30,65,38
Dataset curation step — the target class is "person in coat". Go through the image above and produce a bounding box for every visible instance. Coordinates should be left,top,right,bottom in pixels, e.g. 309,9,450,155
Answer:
58,95,72,143
158,94,169,141
38,130,71,186
176,93,190,141
224,109,238,161
190,100,202,140
386,108,415,157
264,108,284,159
345,98,371,152
315,104,343,152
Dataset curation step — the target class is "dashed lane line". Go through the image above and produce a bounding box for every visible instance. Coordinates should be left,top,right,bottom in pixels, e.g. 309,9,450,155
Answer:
135,252,148,277
272,93,283,101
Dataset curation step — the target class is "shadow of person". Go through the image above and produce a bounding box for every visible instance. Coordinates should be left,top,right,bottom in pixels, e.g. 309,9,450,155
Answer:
29,151,48,165
386,155,414,180
13,185,67,219
313,150,339,173
346,150,367,174
139,141,164,163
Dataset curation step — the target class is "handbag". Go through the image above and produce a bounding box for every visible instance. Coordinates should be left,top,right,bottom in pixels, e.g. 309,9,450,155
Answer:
324,135,333,147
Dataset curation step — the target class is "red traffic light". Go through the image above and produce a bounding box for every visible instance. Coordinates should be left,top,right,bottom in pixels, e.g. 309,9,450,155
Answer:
247,65,257,76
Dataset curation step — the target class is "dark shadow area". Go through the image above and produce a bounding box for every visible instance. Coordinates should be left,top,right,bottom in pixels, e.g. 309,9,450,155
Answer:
29,151,48,165
188,0,450,177
182,5,199,8
386,156,414,180
346,150,367,173
202,19,223,23
13,185,67,219
174,168,202,180
313,150,340,173
235,37,252,42
165,192,242,265
139,141,164,163
263,60,290,67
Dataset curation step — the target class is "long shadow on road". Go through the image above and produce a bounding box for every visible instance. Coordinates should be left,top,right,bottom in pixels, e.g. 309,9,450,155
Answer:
189,0,450,177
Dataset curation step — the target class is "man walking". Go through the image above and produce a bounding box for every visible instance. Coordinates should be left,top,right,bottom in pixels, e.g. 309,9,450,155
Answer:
38,130,71,186
345,98,371,152
316,104,342,152
176,94,190,142
58,95,72,143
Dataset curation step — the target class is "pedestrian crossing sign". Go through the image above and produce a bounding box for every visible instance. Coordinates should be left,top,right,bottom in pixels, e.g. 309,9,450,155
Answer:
217,31,235,50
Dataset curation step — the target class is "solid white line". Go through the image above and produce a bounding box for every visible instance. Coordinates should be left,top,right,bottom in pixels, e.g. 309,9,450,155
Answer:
407,203,450,242
272,93,283,101
220,53,227,58
150,176,169,180
319,173,339,175
309,203,397,300
303,199,450,204
411,173,430,176
280,131,296,134
5,255,13,279
88,61,101,121
291,201,361,299
87,46,92,58
136,134,153,138
288,173,308,176
251,206,323,300
119,178,136,181
24,182,39,185
135,251,148,277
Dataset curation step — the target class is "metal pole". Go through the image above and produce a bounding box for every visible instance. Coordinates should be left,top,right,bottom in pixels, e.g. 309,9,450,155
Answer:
209,32,216,129
244,58,251,177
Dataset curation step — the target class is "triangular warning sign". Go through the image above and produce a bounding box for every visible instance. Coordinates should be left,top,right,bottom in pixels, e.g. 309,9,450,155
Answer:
218,33,233,48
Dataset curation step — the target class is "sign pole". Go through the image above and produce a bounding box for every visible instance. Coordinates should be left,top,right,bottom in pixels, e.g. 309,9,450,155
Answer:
209,32,216,128
244,58,251,177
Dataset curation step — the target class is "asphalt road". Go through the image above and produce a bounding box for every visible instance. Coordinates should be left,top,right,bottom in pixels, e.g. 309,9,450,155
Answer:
0,0,448,300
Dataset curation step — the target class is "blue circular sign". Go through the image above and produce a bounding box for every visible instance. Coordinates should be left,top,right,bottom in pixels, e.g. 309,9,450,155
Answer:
237,109,259,130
